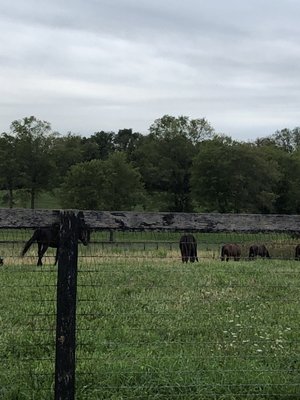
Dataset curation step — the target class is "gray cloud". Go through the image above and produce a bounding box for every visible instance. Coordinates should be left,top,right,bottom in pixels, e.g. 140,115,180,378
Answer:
1,0,300,139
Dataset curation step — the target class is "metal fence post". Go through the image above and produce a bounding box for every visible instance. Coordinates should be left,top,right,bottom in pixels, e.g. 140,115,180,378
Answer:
54,211,79,400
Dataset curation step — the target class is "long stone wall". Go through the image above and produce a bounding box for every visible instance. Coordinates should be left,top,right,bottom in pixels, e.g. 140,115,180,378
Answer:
0,209,299,232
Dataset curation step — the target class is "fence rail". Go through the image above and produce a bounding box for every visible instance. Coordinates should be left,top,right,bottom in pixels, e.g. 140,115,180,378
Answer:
1,209,300,231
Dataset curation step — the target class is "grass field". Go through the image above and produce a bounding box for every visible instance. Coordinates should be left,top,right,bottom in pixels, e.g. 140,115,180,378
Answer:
0,190,61,209
0,234,300,399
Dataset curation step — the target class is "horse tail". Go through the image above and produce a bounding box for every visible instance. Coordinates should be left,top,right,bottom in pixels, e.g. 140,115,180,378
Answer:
21,229,39,257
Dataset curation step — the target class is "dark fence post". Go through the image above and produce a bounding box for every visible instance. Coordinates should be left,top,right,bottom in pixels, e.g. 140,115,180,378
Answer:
55,211,79,400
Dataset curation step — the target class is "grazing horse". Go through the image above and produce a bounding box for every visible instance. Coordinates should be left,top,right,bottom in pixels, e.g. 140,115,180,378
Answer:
179,234,198,263
21,222,90,266
221,244,241,262
295,244,300,260
249,244,270,259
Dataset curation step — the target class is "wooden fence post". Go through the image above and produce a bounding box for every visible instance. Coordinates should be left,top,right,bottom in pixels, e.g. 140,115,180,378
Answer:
54,211,79,400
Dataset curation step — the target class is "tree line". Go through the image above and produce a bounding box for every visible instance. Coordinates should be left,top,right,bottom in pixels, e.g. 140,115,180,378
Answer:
1,115,300,213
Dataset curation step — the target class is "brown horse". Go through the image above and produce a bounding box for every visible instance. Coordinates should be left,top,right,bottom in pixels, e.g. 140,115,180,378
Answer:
295,244,300,260
249,244,270,259
221,244,241,262
179,234,198,263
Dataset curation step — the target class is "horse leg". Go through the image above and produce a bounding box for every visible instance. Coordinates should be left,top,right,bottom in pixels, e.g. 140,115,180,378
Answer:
180,243,188,263
54,248,59,265
37,244,48,266
37,243,42,266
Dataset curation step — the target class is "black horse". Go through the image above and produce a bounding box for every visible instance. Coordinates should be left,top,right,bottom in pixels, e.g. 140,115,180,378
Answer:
295,244,300,260
249,244,270,259
21,222,90,266
179,234,198,263
221,244,241,262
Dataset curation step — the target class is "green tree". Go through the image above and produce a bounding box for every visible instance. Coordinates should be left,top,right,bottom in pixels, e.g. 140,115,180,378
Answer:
102,152,145,210
0,133,20,208
286,150,300,212
60,152,145,210
274,128,300,152
132,133,196,211
10,116,57,208
52,133,86,182
257,141,300,213
191,137,280,213
260,127,300,153
149,115,214,143
60,159,107,209
88,131,115,159
132,114,214,211
114,129,142,159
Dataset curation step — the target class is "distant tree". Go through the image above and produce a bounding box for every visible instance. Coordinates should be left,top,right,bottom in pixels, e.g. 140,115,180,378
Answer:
132,133,196,211
60,152,145,210
191,137,280,213
149,115,214,143
286,150,300,212
261,127,300,153
60,159,106,209
103,152,145,210
52,133,86,181
256,141,300,213
80,137,100,161
10,116,57,208
0,133,20,207
114,129,143,158
89,131,115,159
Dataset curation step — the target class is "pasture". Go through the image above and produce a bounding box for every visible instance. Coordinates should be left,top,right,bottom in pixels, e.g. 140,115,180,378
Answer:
0,231,300,399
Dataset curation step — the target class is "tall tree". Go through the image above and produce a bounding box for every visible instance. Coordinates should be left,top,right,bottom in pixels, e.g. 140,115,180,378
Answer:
132,133,196,211
261,127,300,153
103,152,145,210
191,137,280,213
60,159,107,209
11,116,57,208
149,115,214,143
132,114,215,211
0,133,20,208
114,129,142,159
60,152,145,210
257,141,300,213
52,133,86,182
88,131,115,159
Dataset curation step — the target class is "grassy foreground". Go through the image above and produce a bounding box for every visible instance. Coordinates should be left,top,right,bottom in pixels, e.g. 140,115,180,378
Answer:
0,254,300,399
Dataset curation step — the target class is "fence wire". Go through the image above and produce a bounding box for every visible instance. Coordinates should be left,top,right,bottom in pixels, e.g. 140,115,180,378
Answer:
1,228,300,399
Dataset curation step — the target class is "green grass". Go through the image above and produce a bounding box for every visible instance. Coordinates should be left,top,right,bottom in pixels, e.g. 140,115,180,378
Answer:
75,259,300,399
0,246,300,399
0,190,61,209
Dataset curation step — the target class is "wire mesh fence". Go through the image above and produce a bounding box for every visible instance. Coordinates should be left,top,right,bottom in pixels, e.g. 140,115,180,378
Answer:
0,229,57,399
1,225,300,399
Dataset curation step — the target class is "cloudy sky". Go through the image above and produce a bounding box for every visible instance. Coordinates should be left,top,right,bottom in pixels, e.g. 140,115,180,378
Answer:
1,0,300,140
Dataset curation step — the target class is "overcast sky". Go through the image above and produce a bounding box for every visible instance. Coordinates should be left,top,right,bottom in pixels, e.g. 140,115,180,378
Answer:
1,0,300,140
